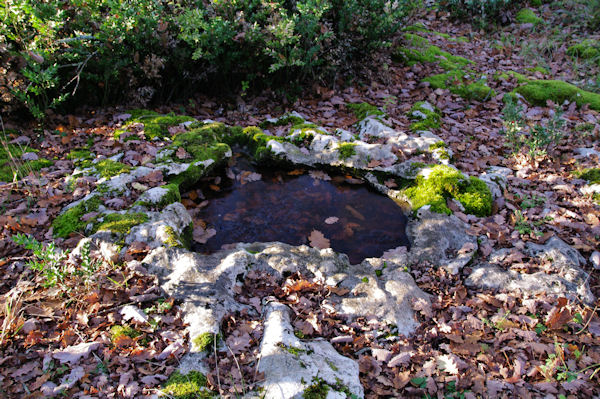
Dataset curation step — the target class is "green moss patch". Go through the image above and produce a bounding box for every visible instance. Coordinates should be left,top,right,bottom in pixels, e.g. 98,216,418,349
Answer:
67,149,94,164
567,40,600,61
259,114,305,129
193,332,218,352
94,213,148,234
170,124,232,161
94,159,132,178
163,225,183,248
0,144,53,182
516,8,543,25
395,34,473,71
575,168,600,184
515,80,600,110
338,143,357,160
495,71,531,84
52,196,102,238
526,66,549,75
116,110,196,140
409,101,441,131
404,165,492,216
110,325,141,342
403,25,468,42
163,371,212,399
303,377,330,399
347,102,384,120
423,71,495,102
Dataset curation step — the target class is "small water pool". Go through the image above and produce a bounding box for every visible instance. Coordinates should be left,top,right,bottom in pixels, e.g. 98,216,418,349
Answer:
187,152,410,264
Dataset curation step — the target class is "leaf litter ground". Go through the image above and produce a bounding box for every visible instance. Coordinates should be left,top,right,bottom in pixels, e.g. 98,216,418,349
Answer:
1,3,600,398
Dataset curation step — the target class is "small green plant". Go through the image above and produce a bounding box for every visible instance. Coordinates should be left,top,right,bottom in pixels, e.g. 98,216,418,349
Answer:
539,343,578,383
524,109,565,159
514,210,533,235
520,194,546,209
501,96,565,161
12,233,68,287
500,94,526,154
74,241,101,283
535,322,548,335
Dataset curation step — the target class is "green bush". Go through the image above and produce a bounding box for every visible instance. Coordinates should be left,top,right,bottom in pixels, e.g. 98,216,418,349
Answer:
1,0,416,119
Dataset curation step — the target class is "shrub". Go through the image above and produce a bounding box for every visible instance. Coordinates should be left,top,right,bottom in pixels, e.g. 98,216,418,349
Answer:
1,0,416,119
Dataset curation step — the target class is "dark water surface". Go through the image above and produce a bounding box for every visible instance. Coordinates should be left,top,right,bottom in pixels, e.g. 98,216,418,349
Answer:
190,153,410,264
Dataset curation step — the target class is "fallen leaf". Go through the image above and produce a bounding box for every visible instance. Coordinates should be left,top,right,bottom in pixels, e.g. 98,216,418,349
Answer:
308,229,330,249
120,305,149,324
193,226,217,244
175,147,191,159
53,341,100,364
309,170,331,181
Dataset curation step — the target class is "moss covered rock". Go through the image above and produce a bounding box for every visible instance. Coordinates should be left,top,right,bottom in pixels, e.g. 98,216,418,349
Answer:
93,159,132,178
515,80,600,110
110,325,140,342
95,213,149,234
116,110,196,140
395,34,473,71
409,101,441,131
52,196,103,238
404,165,492,216
423,71,495,102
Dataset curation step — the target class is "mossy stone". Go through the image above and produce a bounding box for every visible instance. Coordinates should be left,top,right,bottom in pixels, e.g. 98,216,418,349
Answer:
515,80,600,110
409,101,441,131
404,165,492,216
116,110,196,140
423,72,495,101
259,114,305,129
193,332,218,352
94,213,148,234
94,159,131,178
395,34,473,71
338,143,357,160
303,377,330,399
52,196,102,238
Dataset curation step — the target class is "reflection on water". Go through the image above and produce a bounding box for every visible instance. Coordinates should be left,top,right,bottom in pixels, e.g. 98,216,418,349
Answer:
189,153,410,264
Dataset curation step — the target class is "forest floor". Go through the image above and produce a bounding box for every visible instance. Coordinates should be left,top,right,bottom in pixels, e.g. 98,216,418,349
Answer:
0,4,599,399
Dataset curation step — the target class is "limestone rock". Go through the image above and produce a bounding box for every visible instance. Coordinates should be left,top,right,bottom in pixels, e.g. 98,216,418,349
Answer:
71,231,120,263
357,117,396,140
126,202,192,249
466,237,594,303
258,302,363,399
581,184,600,195
137,186,170,205
407,210,477,274
335,258,430,337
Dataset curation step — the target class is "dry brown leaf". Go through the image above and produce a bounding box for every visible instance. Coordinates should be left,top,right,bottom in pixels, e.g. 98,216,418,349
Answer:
308,229,330,249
